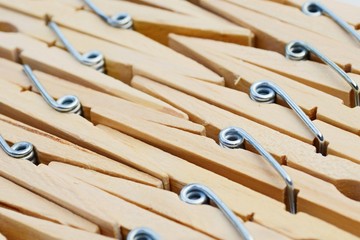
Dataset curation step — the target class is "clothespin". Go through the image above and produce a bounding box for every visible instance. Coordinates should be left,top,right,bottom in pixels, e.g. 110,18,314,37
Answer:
166,35,360,163
129,76,360,206
0,59,203,135
99,120,358,239
192,0,360,74
0,207,114,240
48,162,249,240
0,176,99,233
0,0,254,46
277,0,360,29
0,113,161,188
0,68,351,238
0,30,188,119
173,36,360,107
0,155,210,239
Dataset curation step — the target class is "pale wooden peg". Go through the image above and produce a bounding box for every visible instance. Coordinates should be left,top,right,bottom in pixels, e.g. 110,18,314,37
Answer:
0,208,114,240
80,0,254,45
0,2,224,84
47,162,242,240
0,176,99,233
130,76,360,202
195,0,360,74
98,124,358,240
130,51,360,162
168,34,360,135
0,155,212,239
0,59,203,135
0,31,188,119
0,0,254,46
0,114,161,188
223,0,357,47
282,0,360,29
283,166,360,237
115,0,232,23
51,162,360,237
174,34,360,107
0,81,350,238
0,80,170,189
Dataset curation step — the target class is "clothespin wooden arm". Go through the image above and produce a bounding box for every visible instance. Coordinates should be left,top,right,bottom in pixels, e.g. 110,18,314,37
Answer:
0,208,115,240
0,176,99,233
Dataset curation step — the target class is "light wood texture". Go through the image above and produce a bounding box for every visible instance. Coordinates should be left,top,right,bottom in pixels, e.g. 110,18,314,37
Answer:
0,208,114,240
128,39,360,165
0,80,351,238
0,31,188,119
131,76,360,202
52,162,360,237
0,4,224,85
0,0,254,46
97,125,358,239
195,0,360,74
83,0,254,45
0,155,212,239
171,35,360,107
223,0,357,47
169,34,360,136
279,0,360,28
0,114,161,188
0,58,204,135
0,176,99,233
48,162,242,240
0,80,170,189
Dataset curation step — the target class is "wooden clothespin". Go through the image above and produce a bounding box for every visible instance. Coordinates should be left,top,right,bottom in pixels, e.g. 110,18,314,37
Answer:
192,0,360,74
276,0,360,29
0,155,210,239
0,176,99,233
0,208,114,240
0,69,352,238
0,30,188,119
0,0,254,46
0,59,203,135
99,122,358,239
130,76,360,201
0,113,161,188
170,35,360,135
47,162,250,240
0,0,226,85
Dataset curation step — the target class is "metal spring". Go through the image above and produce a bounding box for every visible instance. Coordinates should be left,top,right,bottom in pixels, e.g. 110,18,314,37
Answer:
285,40,360,107
250,80,326,155
83,0,133,29
23,64,83,115
126,227,160,240
180,183,253,240
48,21,105,73
302,1,360,44
0,135,38,165
219,127,296,214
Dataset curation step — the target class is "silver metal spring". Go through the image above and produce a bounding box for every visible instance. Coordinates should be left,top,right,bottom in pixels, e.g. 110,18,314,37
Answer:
83,0,133,29
302,1,360,45
23,64,83,115
285,40,360,107
219,127,296,214
126,227,160,240
48,21,105,73
250,80,326,155
0,135,38,164
180,183,253,240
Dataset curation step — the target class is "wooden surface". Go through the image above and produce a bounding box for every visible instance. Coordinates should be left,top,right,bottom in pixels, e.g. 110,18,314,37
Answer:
0,208,114,240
